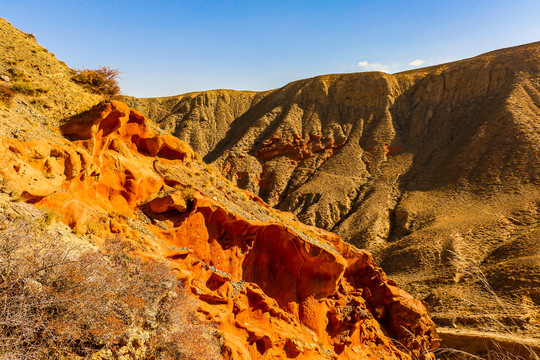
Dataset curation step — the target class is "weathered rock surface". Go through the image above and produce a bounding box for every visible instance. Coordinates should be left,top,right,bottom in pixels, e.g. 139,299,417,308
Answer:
122,89,269,157
124,43,540,339
0,101,439,359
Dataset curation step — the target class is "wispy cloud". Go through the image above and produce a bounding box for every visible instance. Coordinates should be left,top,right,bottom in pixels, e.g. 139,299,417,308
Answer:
408,59,424,66
356,60,389,72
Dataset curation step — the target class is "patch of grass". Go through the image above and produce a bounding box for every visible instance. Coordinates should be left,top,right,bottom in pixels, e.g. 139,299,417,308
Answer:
204,163,215,173
181,186,198,201
7,67,27,80
193,152,204,165
11,79,49,96
6,67,49,96
73,66,121,97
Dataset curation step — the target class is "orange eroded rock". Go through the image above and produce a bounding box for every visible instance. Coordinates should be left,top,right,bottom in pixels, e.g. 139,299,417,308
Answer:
254,133,345,162
0,101,439,359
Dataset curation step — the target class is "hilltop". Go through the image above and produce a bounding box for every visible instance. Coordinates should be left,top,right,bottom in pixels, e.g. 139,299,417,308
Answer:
0,18,103,141
124,42,540,351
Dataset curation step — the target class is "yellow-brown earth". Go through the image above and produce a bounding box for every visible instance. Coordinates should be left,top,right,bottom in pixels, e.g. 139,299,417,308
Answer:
1,16,539,358
0,18,441,360
124,43,540,356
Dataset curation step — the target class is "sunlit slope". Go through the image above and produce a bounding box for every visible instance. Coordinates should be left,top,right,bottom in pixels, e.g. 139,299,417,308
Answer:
126,42,540,337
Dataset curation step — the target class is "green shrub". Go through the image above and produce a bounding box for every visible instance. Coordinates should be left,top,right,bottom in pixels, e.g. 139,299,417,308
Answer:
73,66,121,96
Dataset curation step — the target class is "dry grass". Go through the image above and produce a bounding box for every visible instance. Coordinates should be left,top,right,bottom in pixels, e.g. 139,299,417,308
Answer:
73,66,121,97
0,83,13,107
435,348,485,360
5,67,49,97
433,251,540,360
392,251,540,360
436,347,539,360
11,79,48,96
0,217,222,360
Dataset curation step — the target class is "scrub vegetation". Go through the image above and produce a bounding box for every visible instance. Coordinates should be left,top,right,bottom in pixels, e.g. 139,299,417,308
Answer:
0,218,222,360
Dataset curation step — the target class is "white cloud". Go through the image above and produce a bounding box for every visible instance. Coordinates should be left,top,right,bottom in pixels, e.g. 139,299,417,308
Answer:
356,60,389,72
409,59,424,66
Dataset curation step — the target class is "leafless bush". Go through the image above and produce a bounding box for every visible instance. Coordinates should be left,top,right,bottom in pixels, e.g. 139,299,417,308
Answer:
0,218,222,359
149,294,222,360
73,66,121,96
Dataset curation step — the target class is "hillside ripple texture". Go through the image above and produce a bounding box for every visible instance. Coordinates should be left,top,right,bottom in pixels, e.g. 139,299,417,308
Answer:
124,43,540,335
0,101,440,359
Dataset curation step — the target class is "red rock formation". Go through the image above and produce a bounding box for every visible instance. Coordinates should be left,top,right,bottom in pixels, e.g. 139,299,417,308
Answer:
218,132,347,207
254,133,345,162
0,101,439,359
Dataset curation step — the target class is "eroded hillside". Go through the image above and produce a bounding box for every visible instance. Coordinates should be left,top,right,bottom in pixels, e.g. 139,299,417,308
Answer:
0,100,439,359
1,16,539,358
125,43,540,344
0,18,102,141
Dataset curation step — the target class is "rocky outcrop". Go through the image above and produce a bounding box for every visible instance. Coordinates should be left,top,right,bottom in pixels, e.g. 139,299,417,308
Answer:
125,43,540,338
0,101,439,359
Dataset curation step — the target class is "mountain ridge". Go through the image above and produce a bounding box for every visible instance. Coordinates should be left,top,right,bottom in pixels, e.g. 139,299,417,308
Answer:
0,18,442,359
0,100,440,359
1,16,539,358
124,41,540,342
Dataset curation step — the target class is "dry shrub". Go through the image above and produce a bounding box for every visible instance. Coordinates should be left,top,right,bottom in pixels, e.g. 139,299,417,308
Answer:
149,294,223,360
0,84,13,107
432,252,540,360
73,66,121,96
0,218,222,360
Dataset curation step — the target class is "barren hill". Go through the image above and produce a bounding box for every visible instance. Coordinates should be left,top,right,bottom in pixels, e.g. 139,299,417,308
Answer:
0,100,440,359
0,18,101,141
125,43,540,343
0,18,443,359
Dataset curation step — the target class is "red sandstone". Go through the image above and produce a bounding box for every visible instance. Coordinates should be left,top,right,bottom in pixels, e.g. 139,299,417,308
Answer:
0,101,439,359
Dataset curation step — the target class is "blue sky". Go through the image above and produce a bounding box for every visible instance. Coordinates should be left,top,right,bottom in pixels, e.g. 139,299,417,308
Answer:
1,1,539,97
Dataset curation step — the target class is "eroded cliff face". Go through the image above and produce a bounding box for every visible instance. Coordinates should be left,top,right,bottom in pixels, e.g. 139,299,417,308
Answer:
124,42,540,336
123,90,269,157
0,101,439,359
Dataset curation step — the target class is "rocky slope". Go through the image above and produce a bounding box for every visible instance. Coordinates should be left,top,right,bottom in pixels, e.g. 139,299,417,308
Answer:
0,19,443,359
0,100,439,359
2,16,538,357
0,18,102,141
124,43,540,345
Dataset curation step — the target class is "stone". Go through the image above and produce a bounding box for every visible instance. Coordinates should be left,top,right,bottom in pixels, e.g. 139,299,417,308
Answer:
0,101,439,359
